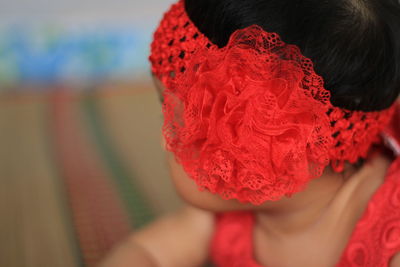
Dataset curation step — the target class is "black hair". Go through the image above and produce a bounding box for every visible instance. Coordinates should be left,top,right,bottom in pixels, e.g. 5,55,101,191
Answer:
184,0,400,111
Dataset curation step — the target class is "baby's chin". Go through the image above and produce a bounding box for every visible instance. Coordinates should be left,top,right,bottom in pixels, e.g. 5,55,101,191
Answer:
165,151,271,212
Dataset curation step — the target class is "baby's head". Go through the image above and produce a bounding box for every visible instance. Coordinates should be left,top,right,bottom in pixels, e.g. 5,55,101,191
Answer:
149,0,400,211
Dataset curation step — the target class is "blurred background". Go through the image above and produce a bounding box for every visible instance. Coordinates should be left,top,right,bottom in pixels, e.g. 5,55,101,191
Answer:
0,0,183,266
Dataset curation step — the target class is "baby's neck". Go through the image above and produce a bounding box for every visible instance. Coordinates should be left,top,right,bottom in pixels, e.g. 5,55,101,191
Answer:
254,154,390,239
255,170,348,239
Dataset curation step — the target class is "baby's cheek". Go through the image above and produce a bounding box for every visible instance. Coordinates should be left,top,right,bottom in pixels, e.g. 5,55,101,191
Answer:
165,151,249,212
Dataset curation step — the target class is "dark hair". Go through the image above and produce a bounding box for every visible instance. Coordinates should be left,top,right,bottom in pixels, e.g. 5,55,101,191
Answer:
184,0,400,111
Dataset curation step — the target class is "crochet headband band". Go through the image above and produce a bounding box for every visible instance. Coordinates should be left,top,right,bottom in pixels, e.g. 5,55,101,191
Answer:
149,0,396,205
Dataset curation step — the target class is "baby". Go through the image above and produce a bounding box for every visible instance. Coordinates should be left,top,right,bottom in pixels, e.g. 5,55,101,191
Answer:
100,0,400,266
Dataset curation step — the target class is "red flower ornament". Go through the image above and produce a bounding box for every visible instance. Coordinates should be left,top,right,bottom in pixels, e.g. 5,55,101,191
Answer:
161,25,334,204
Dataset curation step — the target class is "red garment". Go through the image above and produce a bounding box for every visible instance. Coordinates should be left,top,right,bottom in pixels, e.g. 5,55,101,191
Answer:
210,109,400,267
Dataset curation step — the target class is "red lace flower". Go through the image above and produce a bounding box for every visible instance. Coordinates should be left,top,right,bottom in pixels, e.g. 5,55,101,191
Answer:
162,26,333,204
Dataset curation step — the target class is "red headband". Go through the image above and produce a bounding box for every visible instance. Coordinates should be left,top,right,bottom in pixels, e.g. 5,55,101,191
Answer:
149,0,396,204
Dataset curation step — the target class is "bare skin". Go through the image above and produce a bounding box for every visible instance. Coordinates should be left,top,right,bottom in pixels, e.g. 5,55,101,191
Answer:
100,148,400,267
98,78,400,267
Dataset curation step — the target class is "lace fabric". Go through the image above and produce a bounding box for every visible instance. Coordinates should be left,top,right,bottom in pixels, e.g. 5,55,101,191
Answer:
149,0,396,204
211,170,400,267
211,118,400,266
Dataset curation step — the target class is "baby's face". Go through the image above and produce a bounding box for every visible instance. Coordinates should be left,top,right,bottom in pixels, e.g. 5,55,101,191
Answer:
153,76,333,212
153,75,256,212
164,147,257,211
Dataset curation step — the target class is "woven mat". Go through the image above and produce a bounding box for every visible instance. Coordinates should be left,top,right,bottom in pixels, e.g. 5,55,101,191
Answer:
0,84,182,267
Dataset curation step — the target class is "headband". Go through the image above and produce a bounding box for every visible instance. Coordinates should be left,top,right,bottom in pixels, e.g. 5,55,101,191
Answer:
149,0,396,205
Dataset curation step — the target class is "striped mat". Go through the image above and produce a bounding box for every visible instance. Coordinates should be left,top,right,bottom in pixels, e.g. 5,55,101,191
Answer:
0,84,220,267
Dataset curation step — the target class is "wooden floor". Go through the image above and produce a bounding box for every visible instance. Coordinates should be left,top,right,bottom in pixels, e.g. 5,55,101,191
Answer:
0,83,182,267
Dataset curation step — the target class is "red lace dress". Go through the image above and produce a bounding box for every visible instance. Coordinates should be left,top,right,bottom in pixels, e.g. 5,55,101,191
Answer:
210,115,400,267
